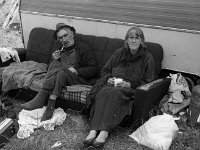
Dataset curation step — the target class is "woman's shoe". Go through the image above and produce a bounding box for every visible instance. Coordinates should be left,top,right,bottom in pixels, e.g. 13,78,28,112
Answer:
92,140,105,148
83,138,94,147
83,130,97,147
92,130,108,148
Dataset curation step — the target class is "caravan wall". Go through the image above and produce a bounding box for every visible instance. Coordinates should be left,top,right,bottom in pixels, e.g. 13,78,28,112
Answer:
20,12,200,77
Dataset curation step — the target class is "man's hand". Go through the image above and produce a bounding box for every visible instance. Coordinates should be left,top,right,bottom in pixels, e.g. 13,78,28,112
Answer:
116,81,131,88
52,50,61,60
68,67,78,75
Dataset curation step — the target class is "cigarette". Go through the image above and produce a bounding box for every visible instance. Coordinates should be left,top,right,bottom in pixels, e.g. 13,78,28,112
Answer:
60,46,64,51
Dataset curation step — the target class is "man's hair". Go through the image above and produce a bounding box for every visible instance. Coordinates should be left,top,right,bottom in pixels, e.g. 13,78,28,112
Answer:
53,23,76,39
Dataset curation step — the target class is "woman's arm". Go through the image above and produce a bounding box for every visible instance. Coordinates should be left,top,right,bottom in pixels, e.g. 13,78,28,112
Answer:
101,60,113,82
125,51,155,88
101,51,120,82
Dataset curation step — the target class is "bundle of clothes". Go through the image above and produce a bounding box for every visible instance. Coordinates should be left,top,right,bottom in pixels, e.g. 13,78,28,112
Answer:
0,47,20,63
0,47,48,92
2,60,48,92
17,107,67,139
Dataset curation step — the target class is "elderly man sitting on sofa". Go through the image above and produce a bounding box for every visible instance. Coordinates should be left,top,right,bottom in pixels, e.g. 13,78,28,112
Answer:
21,23,98,121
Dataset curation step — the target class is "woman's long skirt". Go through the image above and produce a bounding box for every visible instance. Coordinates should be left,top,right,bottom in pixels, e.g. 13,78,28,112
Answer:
89,86,135,131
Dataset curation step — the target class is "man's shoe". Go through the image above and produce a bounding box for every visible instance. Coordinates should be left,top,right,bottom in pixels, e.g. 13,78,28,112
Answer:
20,90,49,110
41,107,54,122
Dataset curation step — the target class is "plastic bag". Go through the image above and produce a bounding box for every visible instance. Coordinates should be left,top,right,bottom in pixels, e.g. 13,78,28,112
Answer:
168,73,191,103
129,114,179,150
17,107,67,139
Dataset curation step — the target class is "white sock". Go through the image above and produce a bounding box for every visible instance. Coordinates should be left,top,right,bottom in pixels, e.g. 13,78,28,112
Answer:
95,131,108,142
85,130,97,140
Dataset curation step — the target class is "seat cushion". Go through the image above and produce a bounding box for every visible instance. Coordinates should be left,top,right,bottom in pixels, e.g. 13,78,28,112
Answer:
62,85,92,104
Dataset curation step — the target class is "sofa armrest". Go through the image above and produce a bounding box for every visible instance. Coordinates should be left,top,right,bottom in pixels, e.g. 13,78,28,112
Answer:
15,48,26,62
0,48,26,67
129,78,171,127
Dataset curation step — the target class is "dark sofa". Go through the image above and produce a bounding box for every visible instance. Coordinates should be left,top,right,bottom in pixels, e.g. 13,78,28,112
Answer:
0,27,170,127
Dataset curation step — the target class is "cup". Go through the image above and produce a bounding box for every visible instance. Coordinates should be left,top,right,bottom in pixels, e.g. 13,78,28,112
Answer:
114,78,123,87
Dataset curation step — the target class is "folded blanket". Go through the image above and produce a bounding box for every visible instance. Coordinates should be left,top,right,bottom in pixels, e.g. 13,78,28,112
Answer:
2,60,48,92
17,107,67,139
66,84,92,92
0,47,20,63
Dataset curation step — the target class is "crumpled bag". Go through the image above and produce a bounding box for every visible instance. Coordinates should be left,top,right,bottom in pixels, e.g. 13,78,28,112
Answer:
17,107,67,139
168,73,191,103
129,114,179,150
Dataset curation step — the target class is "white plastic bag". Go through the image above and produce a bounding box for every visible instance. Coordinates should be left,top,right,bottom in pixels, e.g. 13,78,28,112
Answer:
129,114,179,150
17,107,67,139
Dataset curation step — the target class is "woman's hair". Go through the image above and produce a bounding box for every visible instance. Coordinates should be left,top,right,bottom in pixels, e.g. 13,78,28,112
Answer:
124,26,146,48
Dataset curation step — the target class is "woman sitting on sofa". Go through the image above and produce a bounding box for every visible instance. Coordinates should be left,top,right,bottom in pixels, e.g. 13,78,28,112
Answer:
21,23,98,121
84,26,155,148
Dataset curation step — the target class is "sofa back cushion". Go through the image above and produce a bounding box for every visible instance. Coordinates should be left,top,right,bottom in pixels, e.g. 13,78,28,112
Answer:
26,28,55,64
75,34,163,79
75,34,124,75
26,27,163,79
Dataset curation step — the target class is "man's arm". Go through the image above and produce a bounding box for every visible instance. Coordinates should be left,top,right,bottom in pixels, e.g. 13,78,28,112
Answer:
76,43,98,79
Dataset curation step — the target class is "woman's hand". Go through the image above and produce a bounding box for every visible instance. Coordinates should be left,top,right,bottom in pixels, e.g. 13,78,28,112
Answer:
107,77,115,86
116,81,131,88
52,50,61,60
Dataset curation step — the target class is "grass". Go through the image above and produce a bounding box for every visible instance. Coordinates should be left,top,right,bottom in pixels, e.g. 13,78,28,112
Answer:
1,95,152,150
0,95,200,150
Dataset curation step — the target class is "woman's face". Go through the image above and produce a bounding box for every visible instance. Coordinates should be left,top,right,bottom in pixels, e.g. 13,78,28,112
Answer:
127,30,142,53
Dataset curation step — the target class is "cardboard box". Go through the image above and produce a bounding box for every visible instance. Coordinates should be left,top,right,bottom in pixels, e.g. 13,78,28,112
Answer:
0,118,15,148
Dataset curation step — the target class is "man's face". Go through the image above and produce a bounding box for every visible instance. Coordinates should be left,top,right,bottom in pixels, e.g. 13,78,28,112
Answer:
57,28,74,47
